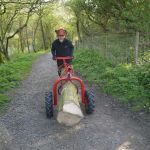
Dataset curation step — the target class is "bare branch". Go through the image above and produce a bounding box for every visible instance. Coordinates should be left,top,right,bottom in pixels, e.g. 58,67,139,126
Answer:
1,0,54,5
2,9,18,39
7,0,40,39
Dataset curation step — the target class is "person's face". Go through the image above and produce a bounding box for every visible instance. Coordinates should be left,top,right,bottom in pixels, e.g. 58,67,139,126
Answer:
58,35,65,42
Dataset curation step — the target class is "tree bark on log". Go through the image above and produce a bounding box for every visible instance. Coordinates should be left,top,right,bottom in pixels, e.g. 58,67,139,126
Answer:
57,81,84,126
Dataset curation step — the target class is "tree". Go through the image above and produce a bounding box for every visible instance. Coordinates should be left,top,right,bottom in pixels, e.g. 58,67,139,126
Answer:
0,0,55,61
0,0,40,60
69,0,150,34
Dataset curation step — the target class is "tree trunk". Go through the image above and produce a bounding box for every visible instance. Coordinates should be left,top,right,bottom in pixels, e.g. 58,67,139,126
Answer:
57,72,84,126
40,18,46,50
32,29,36,52
0,52,4,64
25,26,30,53
32,18,40,52
135,31,140,65
19,31,24,53
3,48,10,61
0,39,10,61
19,20,25,53
4,39,10,61
76,17,82,43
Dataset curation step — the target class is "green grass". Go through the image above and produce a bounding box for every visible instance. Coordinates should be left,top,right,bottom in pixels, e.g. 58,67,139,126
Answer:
0,51,45,110
73,49,150,112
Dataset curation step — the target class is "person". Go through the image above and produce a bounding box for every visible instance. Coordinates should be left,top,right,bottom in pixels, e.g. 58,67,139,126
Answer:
51,27,74,76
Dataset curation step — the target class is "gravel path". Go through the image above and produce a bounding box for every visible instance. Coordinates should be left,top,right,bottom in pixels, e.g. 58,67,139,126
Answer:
0,54,150,150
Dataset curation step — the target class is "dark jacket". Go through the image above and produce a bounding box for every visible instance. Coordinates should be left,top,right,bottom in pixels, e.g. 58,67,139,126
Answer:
51,39,74,57
51,39,74,67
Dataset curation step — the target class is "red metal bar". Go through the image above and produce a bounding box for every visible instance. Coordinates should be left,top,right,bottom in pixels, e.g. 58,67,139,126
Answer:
53,76,85,106
55,56,74,60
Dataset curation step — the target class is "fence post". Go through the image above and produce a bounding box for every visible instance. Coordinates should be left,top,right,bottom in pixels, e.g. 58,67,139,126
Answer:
135,31,140,65
105,33,108,57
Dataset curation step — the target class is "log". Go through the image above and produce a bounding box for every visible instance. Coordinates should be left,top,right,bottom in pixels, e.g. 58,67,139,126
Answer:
57,79,84,126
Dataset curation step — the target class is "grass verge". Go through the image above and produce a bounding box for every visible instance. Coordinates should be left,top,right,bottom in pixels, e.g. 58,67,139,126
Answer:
0,51,46,110
73,49,150,112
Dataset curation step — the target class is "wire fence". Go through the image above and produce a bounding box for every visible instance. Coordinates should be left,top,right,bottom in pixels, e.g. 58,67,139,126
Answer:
76,32,150,65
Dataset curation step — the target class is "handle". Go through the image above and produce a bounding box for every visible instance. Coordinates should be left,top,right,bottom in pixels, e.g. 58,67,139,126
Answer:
55,56,74,60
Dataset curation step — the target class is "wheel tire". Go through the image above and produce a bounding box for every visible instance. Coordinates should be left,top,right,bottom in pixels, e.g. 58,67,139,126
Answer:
84,90,95,114
45,91,53,118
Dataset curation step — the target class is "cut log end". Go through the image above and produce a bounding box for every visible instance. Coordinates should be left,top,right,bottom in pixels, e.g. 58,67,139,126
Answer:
57,111,83,126
57,102,84,126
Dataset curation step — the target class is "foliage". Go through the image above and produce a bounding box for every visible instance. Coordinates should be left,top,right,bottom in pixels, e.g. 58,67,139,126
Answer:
73,49,150,112
69,0,150,33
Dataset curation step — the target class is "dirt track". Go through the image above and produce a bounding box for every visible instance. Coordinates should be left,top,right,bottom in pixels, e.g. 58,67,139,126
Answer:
0,54,150,150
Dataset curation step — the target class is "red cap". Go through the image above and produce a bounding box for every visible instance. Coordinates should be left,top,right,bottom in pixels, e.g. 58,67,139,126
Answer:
55,27,66,36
